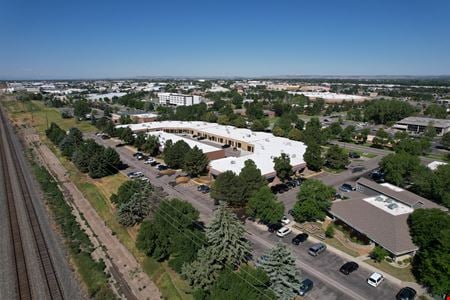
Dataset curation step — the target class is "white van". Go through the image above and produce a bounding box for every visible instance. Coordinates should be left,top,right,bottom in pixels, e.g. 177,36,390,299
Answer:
367,272,384,287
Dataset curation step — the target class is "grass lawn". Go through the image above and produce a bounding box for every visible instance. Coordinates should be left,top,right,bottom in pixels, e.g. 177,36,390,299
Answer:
324,238,360,257
365,259,416,282
2,99,193,300
4,100,96,134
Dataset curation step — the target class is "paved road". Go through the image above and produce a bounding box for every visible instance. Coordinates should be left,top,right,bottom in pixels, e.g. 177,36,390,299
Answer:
91,134,403,300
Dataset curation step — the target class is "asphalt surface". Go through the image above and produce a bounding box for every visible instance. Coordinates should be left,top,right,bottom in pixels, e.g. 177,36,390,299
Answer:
91,134,404,300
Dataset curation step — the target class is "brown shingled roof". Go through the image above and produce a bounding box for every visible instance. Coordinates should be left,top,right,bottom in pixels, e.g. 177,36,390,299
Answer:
356,177,445,210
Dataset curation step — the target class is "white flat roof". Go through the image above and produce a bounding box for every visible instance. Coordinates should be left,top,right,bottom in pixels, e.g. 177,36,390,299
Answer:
363,195,413,216
147,131,220,154
289,91,367,100
117,121,307,176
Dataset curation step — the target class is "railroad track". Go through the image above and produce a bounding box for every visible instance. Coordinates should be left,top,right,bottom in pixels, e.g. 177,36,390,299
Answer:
0,107,64,300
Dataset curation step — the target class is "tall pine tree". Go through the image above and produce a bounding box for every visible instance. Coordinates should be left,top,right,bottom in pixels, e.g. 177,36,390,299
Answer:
260,243,301,300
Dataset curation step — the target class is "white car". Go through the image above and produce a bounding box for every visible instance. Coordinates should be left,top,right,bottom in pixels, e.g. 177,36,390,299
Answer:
367,272,384,287
276,227,292,237
281,216,290,225
144,158,155,164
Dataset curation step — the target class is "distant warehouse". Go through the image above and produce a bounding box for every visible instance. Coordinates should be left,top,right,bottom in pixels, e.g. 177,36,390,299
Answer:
117,121,307,178
393,116,450,136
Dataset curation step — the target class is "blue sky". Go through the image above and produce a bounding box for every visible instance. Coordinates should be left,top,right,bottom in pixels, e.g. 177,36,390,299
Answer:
1,0,450,79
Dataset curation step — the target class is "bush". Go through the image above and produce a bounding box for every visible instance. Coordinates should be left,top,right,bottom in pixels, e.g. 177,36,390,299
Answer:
325,223,335,238
370,246,389,262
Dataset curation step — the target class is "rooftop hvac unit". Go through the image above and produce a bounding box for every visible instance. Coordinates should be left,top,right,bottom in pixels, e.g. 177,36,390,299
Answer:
375,196,384,202
230,160,236,164
265,138,270,142
387,203,398,210
292,154,296,158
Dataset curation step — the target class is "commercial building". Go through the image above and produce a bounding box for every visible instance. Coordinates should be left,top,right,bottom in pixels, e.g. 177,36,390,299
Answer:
157,93,202,106
330,178,447,259
393,117,450,136
147,131,225,161
111,112,158,124
117,121,307,178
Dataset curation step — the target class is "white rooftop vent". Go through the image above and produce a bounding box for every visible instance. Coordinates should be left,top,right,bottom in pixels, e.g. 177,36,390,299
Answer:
292,154,296,158
375,196,384,202
265,138,270,142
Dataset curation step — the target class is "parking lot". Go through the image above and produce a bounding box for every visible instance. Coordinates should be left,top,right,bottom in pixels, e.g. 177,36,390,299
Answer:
89,133,403,300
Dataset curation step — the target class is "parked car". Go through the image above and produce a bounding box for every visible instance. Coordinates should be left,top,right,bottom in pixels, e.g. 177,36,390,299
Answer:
255,255,268,268
271,183,289,194
286,179,300,188
133,152,143,157
276,227,292,237
396,287,417,300
197,184,210,193
287,209,294,216
127,171,144,179
367,272,384,287
144,157,155,164
268,223,283,233
299,279,314,296
221,144,231,148
139,177,150,182
339,183,355,192
292,233,308,245
370,170,385,183
157,164,168,171
348,152,361,159
136,154,146,160
308,243,327,256
281,216,290,225
339,262,359,275
150,161,159,166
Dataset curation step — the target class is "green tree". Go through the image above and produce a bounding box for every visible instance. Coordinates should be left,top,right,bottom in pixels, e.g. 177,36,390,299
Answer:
183,146,209,177
251,119,266,132
59,127,83,158
207,266,276,300
441,132,450,149
164,140,191,169
424,122,437,139
292,179,335,223
73,99,91,118
134,132,147,150
239,159,266,202
272,126,285,137
103,147,122,173
273,153,293,181
111,180,149,205
303,142,323,171
120,127,135,144
363,99,415,124
117,187,152,226
408,209,450,295
303,117,324,145
210,171,245,206
370,246,389,262
380,152,421,187
260,243,301,300
339,125,355,142
424,103,447,119
182,247,219,290
287,127,302,141
328,122,343,137
142,135,160,156
206,203,251,268
247,186,284,224
325,223,335,238
325,144,349,170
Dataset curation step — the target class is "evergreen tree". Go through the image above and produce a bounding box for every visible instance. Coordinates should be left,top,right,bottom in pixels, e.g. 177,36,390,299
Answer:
206,203,251,268
117,183,153,226
142,135,160,156
102,147,122,173
325,144,349,170
303,142,323,171
247,186,284,224
273,153,293,181
164,140,191,169
260,243,301,300
239,159,267,201
182,247,220,290
184,146,209,177
120,127,135,144
210,171,245,206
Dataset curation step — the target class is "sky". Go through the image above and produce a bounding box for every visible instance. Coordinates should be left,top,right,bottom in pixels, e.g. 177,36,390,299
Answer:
1,0,450,79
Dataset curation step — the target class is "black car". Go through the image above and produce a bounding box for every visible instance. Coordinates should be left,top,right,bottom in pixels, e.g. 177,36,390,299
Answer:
370,170,385,183
197,184,210,193
286,179,300,188
339,183,355,192
396,287,417,300
292,233,308,245
157,164,168,171
149,161,159,166
221,144,231,148
268,223,283,233
133,152,143,157
339,261,359,275
299,279,313,296
271,184,289,194
348,152,361,159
